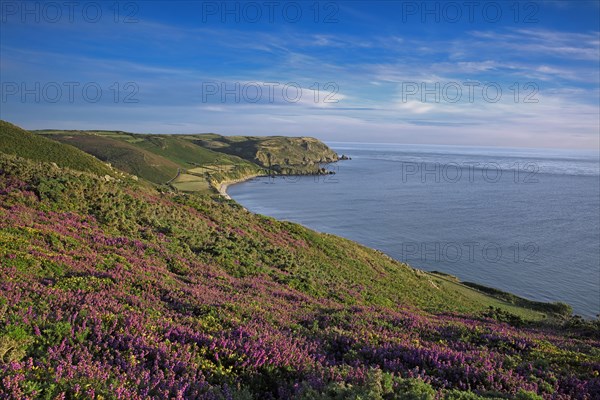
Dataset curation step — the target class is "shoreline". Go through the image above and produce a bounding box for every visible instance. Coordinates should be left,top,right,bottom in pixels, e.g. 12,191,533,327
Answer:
216,170,582,320
217,157,343,199
217,174,573,319
217,174,266,200
216,166,337,199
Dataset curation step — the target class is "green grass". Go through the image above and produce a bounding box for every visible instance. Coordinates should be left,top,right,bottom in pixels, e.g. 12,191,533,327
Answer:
274,226,551,320
42,133,180,184
30,129,339,189
31,129,267,189
427,273,553,320
134,135,253,167
188,166,214,174
171,173,211,193
0,121,114,177
460,280,573,316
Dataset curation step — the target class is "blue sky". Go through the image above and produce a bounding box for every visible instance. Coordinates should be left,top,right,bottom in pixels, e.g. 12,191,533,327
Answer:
1,0,599,148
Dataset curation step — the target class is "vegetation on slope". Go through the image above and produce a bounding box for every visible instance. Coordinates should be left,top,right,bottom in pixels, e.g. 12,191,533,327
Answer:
0,148,598,399
42,132,181,184
0,121,114,178
133,135,255,169
36,130,266,192
33,129,337,192
182,134,339,174
461,281,573,317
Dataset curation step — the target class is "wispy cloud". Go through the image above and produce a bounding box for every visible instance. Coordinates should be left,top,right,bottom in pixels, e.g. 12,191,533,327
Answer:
1,6,598,148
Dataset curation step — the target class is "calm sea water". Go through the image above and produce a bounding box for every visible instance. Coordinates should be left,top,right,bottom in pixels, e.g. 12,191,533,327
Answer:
228,143,600,318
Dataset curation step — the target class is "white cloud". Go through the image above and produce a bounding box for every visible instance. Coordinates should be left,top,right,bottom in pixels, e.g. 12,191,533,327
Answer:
396,101,435,114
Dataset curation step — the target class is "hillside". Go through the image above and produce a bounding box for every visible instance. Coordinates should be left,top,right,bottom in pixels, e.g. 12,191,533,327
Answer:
34,130,266,192
41,132,182,184
180,134,339,174
33,130,338,192
0,121,115,178
0,122,598,399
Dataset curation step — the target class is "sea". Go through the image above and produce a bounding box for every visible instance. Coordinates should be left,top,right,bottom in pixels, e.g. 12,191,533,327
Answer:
228,143,600,318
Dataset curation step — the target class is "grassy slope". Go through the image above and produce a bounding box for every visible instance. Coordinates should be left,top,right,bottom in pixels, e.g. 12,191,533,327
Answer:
0,121,114,177
13,124,561,319
132,134,265,192
34,130,266,191
0,152,547,318
1,122,596,398
1,153,598,399
134,134,254,168
40,132,181,184
35,130,338,174
32,129,342,192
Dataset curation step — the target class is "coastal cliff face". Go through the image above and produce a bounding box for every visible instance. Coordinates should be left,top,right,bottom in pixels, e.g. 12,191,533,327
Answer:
247,137,339,166
1,120,598,399
192,135,339,174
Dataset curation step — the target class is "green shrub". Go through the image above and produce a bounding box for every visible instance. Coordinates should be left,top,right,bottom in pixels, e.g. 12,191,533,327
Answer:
514,390,542,400
394,377,436,400
445,390,483,399
483,306,524,327
296,370,435,400
444,390,505,400
0,325,32,363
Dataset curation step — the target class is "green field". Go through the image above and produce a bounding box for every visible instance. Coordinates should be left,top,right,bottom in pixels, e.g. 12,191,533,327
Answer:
171,173,211,193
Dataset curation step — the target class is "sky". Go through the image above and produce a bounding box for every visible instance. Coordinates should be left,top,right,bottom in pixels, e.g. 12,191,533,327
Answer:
1,0,599,148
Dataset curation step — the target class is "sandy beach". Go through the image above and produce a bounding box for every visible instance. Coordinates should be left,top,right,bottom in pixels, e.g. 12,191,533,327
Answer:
217,174,265,199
